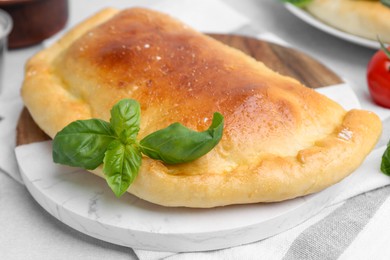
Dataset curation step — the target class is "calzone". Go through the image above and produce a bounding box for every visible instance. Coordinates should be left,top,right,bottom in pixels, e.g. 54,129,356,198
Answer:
22,8,381,208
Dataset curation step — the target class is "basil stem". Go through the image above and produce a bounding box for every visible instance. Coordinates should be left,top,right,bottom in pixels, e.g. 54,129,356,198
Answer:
103,140,142,197
378,37,390,60
53,119,115,169
139,112,224,164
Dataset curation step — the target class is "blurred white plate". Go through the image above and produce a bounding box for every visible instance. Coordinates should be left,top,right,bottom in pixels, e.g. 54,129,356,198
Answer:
285,3,379,49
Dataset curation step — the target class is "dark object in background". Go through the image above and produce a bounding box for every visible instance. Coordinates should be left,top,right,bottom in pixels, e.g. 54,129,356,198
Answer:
0,8,12,92
0,0,68,48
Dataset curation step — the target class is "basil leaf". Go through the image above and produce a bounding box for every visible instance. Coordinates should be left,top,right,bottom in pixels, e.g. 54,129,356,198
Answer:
381,141,390,175
110,99,140,141
103,140,142,197
53,119,115,169
282,0,313,7
381,0,390,8
140,112,224,164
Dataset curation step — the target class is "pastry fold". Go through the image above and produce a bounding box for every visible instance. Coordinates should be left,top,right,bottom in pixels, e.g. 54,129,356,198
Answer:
22,8,381,207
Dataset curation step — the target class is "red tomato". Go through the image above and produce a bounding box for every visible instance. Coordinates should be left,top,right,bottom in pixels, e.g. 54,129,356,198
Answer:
367,44,390,108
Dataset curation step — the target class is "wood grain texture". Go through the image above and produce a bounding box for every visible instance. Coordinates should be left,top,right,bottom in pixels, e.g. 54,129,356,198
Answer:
16,34,343,146
16,106,50,145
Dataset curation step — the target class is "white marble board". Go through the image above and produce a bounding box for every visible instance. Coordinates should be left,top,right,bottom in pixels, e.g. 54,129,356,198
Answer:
14,84,360,252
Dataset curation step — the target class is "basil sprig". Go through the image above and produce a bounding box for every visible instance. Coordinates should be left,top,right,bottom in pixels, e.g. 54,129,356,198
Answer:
282,0,313,7
52,99,224,197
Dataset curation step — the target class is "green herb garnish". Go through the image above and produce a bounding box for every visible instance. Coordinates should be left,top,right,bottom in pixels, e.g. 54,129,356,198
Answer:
282,0,313,7
53,99,224,197
381,0,390,8
381,142,390,175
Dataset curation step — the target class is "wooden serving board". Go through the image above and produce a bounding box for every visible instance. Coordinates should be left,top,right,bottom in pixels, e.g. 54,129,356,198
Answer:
17,34,343,146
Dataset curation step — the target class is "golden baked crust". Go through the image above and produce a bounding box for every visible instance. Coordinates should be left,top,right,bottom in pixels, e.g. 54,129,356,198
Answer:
22,8,381,207
305,0,390,42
